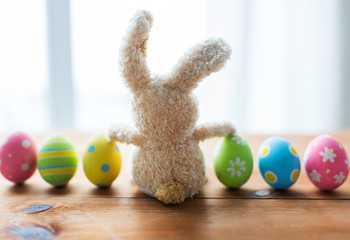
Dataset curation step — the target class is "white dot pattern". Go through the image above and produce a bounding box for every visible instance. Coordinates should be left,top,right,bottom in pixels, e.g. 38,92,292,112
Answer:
21,163,29,171
22,140,31,148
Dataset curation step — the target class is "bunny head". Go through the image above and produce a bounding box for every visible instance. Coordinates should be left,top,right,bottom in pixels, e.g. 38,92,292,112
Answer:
120,10,231,143
131,81,199,143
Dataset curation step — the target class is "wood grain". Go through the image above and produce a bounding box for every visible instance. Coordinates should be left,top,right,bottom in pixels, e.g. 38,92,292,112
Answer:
1,132,350,239
1,198,350,240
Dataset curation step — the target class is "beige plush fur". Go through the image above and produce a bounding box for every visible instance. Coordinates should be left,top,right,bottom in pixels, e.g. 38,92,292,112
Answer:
109,10,235,204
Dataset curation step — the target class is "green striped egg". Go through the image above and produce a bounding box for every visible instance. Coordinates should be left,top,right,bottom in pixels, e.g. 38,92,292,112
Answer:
37,134,78,187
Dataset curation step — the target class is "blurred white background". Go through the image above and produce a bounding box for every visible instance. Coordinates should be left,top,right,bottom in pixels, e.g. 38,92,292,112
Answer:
0,0,349,134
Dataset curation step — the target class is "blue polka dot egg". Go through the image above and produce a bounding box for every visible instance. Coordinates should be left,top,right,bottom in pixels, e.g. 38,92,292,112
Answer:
83,133,122,188
258,136,300,190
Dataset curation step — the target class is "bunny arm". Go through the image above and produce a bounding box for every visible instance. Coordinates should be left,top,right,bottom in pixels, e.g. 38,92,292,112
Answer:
108,125,146,146
192,122,235,142
119,10,153,92
165,38,231,93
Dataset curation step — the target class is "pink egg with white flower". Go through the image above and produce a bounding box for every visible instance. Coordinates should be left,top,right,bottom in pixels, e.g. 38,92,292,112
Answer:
0,132,37,183
304,135,349,191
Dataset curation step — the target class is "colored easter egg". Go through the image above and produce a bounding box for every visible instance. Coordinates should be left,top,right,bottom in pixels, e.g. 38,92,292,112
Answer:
304,135,349,191
0,132,37,183
37,134,78,187
258,136,300,190
83,133,122,188
214,135,253,188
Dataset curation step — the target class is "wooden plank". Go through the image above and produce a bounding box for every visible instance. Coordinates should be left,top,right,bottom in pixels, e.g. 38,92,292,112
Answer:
1,197,350,240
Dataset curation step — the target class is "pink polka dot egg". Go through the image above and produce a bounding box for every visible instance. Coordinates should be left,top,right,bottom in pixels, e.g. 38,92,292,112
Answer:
0,132,37,183
304,135,349,191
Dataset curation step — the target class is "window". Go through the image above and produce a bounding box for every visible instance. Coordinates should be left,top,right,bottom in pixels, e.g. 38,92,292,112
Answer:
71,0,207,132
0,0,48,132
1,0,349,134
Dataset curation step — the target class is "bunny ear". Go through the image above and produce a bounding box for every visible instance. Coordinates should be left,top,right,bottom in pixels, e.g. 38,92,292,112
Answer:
166,38,231,93
119,10,153,92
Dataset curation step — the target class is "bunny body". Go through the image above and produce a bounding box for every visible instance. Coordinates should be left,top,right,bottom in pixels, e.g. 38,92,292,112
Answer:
132,134,206,198
109,10,235,204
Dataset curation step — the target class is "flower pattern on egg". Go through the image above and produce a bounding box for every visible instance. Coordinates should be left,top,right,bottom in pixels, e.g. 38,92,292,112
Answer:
334,172,345,184
309,169,321,183
227,157,246,178
345,159,350,170
319,147,336,163
232,136,245,146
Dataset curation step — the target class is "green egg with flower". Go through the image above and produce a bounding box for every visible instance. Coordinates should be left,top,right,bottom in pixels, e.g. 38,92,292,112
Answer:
214,135,253,188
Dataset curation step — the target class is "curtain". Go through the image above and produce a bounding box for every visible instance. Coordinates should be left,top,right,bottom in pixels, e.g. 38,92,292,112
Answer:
206,0,350,134
0,0,349,134
0,0,48,132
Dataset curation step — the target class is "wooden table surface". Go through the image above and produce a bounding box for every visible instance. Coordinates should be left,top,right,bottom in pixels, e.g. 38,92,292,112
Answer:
1,131,350,240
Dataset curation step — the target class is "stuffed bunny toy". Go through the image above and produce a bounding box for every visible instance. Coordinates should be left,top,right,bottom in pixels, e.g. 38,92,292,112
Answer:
109,10,235,204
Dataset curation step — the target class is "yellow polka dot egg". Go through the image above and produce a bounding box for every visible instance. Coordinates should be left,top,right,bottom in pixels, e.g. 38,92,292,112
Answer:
83,133,122,188
37,133,78,187
258,136,300,189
